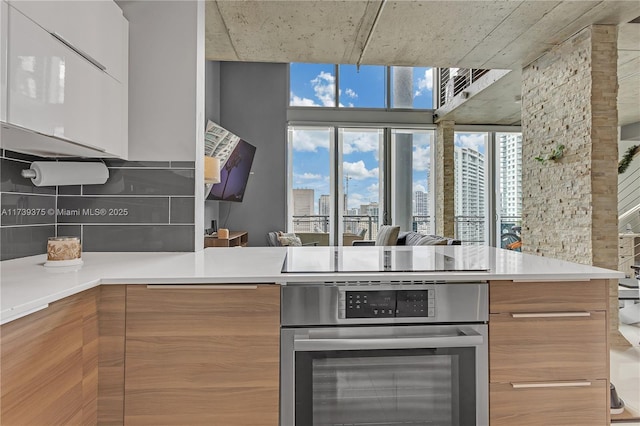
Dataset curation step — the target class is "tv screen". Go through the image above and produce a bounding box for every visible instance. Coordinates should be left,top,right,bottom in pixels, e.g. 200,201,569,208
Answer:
207,139,256,202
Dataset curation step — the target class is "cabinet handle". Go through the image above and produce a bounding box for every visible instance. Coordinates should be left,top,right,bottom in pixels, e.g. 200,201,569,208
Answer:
146,285,258,290
511,312,591,318
511,381,592,389
50,32,107,72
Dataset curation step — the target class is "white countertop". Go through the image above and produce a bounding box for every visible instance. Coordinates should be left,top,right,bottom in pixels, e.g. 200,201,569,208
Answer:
1,246,624,324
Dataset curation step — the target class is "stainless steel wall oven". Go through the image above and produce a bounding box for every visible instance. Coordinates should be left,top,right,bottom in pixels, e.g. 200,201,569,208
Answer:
281,282,488,426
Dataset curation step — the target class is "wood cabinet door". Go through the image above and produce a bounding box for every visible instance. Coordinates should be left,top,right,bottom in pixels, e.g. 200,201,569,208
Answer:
490,380,608,426
124,284,280,426
0,288,99,425
490,312,607,382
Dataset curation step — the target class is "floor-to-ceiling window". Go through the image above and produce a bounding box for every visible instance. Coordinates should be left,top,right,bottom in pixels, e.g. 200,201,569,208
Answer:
497,132,523,250
391,129,434,234
288,63,437,246
454,132,488,245
339,128,384,242
288,127,333,240
288,63,521,248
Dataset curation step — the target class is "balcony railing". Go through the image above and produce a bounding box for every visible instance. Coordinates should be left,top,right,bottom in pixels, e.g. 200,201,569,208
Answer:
454,215,522,246
437,68,489,108
291,215,432,245
454,215,486,245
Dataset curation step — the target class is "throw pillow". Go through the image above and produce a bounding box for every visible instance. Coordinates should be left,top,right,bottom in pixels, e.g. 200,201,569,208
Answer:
278,232,302,247
417,235,449,246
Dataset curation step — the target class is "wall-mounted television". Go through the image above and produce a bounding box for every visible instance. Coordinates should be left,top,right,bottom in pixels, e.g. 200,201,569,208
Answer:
206,130,256,202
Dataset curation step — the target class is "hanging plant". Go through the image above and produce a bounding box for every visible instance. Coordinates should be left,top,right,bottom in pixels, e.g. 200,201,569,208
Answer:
618,144,640,174
535,144,565,164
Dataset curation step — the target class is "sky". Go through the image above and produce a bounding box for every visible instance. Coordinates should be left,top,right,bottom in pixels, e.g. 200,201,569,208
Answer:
289,63,434,109
289,63,486,215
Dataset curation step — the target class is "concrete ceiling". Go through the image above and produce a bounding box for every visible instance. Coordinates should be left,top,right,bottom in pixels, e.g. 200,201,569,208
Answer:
435,22,640,126
206,0,640,125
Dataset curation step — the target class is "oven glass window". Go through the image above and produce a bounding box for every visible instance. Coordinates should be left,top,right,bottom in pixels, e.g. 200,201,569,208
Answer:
295,348,476,426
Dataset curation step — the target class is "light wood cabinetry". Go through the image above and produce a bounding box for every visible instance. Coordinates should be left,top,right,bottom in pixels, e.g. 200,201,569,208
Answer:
490,380,608,426
0,288,99,425
489,280,609,426
205,231,249,248
124,284,280,425
98,285,127,425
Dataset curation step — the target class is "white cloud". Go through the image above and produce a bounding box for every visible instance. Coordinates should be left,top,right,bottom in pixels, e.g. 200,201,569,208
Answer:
296,172,322,180
343,160,378,180
342,132,380,155
311,71,336,107
292,129,330,152
455,133,485,152
413,144,431,171
345,88,358,99
414,68,433,97
367,183,379,193
413,183,426,193
290,92,318,106
347,192,365,209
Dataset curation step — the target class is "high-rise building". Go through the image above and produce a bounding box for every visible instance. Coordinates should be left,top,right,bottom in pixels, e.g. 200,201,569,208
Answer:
413,190,429,216
454,147,485,243
292,189,315,232
498,134,522,221
319,194,331,217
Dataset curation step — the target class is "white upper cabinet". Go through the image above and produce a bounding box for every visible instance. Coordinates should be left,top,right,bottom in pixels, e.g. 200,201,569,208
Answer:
7,0,126,83
0,1,128,158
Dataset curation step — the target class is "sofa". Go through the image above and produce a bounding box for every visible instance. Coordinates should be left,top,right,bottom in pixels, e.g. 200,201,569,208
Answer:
353,230,461,246
397,231,461,246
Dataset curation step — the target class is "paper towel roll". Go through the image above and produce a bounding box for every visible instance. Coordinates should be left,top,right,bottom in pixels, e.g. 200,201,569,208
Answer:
28,162,109,186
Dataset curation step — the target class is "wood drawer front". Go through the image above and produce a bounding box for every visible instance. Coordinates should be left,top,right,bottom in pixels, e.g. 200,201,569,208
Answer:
490,280,607,313
490,380,608,426
490,312,607,382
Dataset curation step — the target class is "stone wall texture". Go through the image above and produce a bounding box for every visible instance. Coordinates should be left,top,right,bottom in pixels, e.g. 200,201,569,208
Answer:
522,25,618,271
436,120,455,238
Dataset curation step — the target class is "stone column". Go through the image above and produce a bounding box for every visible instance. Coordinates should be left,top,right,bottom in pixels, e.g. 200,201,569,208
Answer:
521,25,624,345
435,120,455,238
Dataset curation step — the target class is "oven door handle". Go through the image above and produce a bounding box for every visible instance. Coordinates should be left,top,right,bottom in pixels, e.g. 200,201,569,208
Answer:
294,330,484,352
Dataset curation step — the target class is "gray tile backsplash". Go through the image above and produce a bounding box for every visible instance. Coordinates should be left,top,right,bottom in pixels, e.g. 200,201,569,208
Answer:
1,150,196,260
83,169,194,196
1,225,55,260
82,225,194,252
1,158,56,195
1,193,56,226
57,196,170,224
170,197,195,224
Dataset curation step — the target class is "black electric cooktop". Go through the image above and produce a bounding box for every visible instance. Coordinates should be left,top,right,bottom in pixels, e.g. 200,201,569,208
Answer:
281,246,490,273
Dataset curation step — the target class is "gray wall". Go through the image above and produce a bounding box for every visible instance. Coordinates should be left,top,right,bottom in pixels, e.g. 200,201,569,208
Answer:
0,149,195,260
204,60,220,229
216,62,288,246
122,0,201,162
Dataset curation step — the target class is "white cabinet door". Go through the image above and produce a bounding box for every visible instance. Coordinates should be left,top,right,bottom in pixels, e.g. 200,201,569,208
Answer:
7,6,125,157
7,0,126,83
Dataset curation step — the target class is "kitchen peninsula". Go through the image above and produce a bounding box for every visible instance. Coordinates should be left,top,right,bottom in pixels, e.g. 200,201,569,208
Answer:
1,246,623,425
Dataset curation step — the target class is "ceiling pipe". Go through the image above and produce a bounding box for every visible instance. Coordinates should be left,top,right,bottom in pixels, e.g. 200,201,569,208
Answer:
356,0,387,70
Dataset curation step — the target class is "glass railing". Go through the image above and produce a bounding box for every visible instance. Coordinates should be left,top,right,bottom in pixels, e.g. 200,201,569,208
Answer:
291,215,432,245
454,215,486,245
292,214,520,247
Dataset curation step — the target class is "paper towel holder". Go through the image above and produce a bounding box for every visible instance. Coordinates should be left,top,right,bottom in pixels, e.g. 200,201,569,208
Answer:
21,161,109,186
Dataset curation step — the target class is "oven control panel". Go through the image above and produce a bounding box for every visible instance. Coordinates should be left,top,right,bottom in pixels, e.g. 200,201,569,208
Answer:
345,290,435,318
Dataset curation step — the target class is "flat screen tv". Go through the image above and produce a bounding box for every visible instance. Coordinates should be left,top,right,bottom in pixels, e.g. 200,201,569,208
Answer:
207,138,256,202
